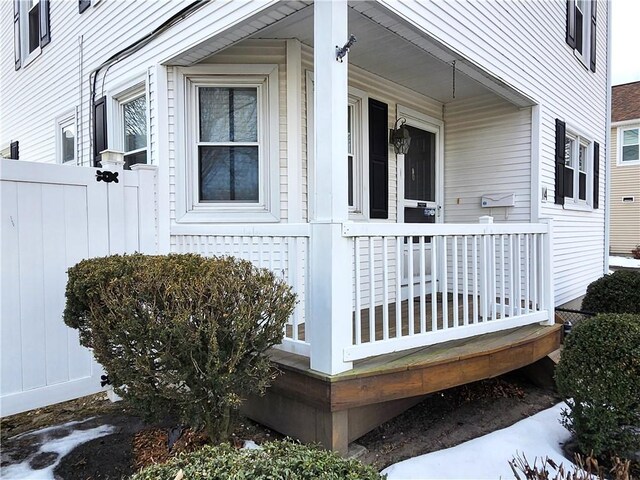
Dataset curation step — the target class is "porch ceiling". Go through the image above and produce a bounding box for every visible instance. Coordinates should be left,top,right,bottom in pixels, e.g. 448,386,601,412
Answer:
167,1,535,107
254,3,490,104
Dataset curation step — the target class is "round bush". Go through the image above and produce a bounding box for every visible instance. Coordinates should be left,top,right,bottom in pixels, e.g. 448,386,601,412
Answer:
129,441,384,480
555,314,640,457
581,270,640,314
64,254,296,442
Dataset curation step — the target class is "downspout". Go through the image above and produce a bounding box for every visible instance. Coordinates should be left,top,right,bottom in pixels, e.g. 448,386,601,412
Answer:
603,0,612,274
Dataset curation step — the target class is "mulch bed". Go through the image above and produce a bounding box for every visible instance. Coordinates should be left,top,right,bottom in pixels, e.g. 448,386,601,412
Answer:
2,371,571,479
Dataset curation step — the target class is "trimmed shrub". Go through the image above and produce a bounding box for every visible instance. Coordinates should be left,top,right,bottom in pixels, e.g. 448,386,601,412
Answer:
581,270,640,314
555,314,640,457
64,254,296,442
129,441,385,480
632,245,640,260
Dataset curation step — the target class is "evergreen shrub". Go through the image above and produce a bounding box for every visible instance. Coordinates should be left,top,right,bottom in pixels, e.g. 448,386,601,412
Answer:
555,313,640,457
64,253,296,442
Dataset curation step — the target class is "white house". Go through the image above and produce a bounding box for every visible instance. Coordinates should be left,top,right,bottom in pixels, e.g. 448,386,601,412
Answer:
1,0,610,452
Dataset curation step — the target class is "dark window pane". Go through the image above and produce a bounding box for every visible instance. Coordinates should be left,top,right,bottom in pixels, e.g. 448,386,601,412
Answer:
404,126,435,202
62,124,75,163
199,87,257,143
199,146,258,202
348,155,354,207
124,96,147,152
622,145,639,162
124,150,147,170
28,3,39,53
579,172,586,200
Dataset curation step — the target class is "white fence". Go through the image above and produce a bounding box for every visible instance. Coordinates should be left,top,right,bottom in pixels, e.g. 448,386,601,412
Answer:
342,219,554,361
0,159,157,416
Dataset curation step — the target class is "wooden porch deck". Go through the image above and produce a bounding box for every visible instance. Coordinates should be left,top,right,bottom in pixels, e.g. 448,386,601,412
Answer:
243,321,562,454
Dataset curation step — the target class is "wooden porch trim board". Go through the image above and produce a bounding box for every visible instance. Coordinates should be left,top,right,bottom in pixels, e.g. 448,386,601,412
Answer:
242,322,562,454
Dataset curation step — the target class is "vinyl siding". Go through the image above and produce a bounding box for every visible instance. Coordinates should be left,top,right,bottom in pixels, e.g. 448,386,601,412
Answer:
444,93,532,224
610,126,640,255
378,0,609,305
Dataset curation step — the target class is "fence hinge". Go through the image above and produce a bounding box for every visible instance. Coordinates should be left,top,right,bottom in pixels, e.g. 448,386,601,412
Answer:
96,170,119,183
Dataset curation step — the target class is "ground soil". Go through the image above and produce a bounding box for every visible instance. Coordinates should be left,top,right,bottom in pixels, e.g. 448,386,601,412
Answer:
1,371,560,479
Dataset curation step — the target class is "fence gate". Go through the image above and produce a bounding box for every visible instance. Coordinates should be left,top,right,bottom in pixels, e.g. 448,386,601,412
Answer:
0,159,157,417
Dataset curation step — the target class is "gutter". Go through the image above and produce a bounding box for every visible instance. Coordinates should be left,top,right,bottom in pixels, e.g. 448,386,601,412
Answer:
603,0,613,274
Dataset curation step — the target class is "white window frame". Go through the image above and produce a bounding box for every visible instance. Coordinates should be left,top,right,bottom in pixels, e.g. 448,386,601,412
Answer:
618,126,640,166
347,87,369,219
306,71,370,220
108,76,150,167
18,0,42,67
175,65,280,224
563,128,594,210
55,109,77,165
573,0,592,68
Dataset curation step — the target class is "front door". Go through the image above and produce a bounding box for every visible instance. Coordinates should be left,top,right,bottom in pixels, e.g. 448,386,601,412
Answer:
396,107,443,291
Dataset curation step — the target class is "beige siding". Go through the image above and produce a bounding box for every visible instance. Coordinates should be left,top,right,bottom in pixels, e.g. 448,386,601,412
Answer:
610,126,640,255
444,93,532,223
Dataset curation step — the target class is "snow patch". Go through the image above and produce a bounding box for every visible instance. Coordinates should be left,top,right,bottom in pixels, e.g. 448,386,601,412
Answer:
609,256,640,268
382,403,572,480
2,424,115,480
242,440,261,450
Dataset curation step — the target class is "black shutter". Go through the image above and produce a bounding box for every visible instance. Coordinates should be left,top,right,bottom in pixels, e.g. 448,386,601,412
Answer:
566,0,576,49
593,141,600,209
39,0,50,47
555,119,566,205
10,141,19,160
368,98,389,219
589,1,597,72
79,0,90,14
14,1,20,70
93,96,107,166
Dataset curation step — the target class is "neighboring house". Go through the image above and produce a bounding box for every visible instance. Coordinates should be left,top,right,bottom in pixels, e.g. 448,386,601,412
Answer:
610,81,640,256
1,0,610,452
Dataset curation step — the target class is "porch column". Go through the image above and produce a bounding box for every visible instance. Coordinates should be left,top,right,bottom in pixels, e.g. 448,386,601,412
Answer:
308,0,353,375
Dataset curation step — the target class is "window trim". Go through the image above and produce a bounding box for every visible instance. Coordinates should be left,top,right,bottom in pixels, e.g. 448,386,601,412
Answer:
175,65,280,224
563,128,594,210
305,70,370,221
618,126,640,166
55,109,77,165
347,86,369,220
566,0,595,71
107,76,150,168
17,0,42,67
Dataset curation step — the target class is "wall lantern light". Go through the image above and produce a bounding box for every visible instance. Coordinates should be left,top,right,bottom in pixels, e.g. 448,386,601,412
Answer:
390,118,411,155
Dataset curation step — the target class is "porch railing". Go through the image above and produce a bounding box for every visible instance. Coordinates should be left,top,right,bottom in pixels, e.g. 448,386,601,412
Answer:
341,218,554,361
172,224,311,357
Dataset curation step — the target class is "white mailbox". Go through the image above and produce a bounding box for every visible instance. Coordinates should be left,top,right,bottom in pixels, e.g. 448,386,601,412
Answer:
481,193,515,208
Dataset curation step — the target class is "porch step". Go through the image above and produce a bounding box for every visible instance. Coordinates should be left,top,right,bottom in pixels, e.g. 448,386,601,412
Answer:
242,323,562,454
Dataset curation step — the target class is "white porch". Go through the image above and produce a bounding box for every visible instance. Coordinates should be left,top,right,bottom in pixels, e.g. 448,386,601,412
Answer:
165,0,552,377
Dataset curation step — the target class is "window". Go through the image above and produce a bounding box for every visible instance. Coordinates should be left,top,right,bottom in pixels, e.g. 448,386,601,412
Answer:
347,89,368,217
14,0,50,69
177,65,280,223
122,93,148,168
620,127,639,164
109,81,149,169
198,86,259,202
565,0,596,72
56,111,76,165
564,131,592,205
555,118,599,208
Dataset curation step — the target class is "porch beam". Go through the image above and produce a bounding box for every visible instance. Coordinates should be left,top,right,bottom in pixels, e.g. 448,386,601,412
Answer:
308,0,353,375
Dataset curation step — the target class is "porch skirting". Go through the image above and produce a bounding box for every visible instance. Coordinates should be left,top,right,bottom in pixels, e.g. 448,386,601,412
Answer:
241,322,562,454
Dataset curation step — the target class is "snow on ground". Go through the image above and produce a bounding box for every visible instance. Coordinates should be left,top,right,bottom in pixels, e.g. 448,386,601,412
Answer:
382,403,572,480
1,420,115,480
609,255,640,268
